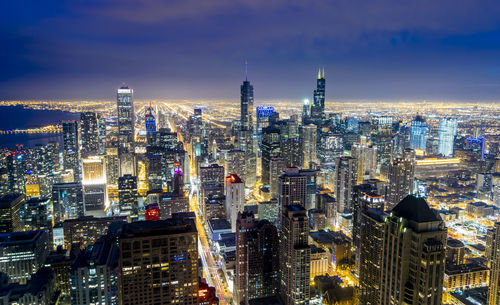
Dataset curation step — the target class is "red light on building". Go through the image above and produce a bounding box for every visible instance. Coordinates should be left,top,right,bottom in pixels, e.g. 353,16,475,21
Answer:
145,204,160,221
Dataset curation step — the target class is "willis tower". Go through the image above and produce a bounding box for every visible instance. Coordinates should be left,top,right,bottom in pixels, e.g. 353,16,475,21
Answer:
240,62,256,187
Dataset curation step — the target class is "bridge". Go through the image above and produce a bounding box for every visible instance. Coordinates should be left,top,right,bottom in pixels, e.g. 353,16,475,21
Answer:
0,124,62,135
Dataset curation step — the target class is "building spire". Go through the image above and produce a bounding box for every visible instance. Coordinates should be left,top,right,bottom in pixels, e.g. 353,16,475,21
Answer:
245,60,248,81
322,67,325,79
317,68,321,80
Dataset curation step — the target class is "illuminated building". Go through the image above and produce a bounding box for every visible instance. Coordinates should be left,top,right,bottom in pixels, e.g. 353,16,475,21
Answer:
225,174,245,231
225,150,245,181
145,203,160,221
446,238,465,266
257,199,279,226
256,106,274,134
118,175,137,216
269,157,286,198
52,182,84,223
410,115,428,151
6,151,26,195
316,193,336,229
261,127,281,186
488,222,500,305
438,118,458,157
318,133,343,167
235,212,279,304
199,164,225,186
278,167,307,222
280,205,310,305
334,156,358,215
117,85,136,176
387,149,415,209
444,262,489,291
0,230,49,284
23,197,51,231
80,112,99,157
44,246,80,297
97,114,107,155
105,146,119,186
275,119,301,167
240,64,257,188
0,267,57,304
301,124,317,169
159,192,189,219
145,104,157,145
204,196,226,220
63,216,126,251
302,98,310,123
310,245,329,280
118,219,199,305
361,195,447,305
62,120,80,182
0,194,24,233
240,62,254,132
198,281,219,305
310,67,326,124
70,235,119,305
351,144,377,183
82,156,106,211
146,151,162,191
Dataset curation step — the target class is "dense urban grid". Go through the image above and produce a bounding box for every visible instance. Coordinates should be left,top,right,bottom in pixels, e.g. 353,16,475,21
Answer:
0,69,500,305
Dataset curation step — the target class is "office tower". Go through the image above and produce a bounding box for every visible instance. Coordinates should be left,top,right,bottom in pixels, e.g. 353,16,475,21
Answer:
226,174,245,231
360,195,446,305
0,230,49,284
63,215,127,250
318,132,343,167
200,164,225,186
352,185,385,274
437,118,457,157
235,212,279,304
63,120,80,181
70,236,119,305
97,114,107,155
159,192,189,219
82,155,106,211
118,219,199,305
275,119,301,167
261,127,281,186
476,172,493,201
256,106,274,134
0,194,24,233
410,115,428,151
118,175,137,216
310,68,325,124
0,267,58,304
225,150,245,180
5,151,26,196
80,112,99,157
359,208,388,305
23,197,51,231
157,128,180,150
334,156,358,215
270,157,286,198
278,167,307,215
301,124,317,169
117,85,136,176
280,205,311,305
302,98,311,123
105,146,119,186
352,143,378,182
52,182,84,223
146,152,162,191
145,104,157,145
488,222,500,305
172,162,184,194
387,149,415,209
241,63,254,132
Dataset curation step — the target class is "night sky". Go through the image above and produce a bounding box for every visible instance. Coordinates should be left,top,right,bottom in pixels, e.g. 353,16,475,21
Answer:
3,0,500,101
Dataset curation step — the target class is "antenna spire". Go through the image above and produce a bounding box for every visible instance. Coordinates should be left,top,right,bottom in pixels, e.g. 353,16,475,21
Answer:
245,60,248,81
322,67,325,79
317,68,321,80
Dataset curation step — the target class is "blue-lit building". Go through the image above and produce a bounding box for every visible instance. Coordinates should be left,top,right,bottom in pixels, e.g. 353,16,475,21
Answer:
438,118,458,157
410,116,428,151
145,105,156,145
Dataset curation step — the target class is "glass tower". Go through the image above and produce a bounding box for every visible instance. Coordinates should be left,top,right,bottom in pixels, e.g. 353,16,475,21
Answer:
437,118,457,157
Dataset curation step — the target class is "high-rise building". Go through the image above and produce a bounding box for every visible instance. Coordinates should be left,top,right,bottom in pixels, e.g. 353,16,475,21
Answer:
117,85,136,176
302,99,311,123
235,212,279,304
438,118,458,157
360,195,446,305
261,127,281,186
5,151,26,196
310,68,325,124
118,219,199,305
80,112,99,157
0,194,24,233
118,175,137,216
199,164,225,187
225,150,245,180
278,167,307,218
269,157,286,198
0,230,49,284
241,63,254,132
225,174,245,231
70,236,119,305
82,155,106,211
488,222,500,305
145,104,157,145
334,156,358,215
410,115,428,151
280,205,311,305
256,106,274,135
52,182,84,223
63,121,80,181
97,114,107,155
301,124,317,169
387,149,415,209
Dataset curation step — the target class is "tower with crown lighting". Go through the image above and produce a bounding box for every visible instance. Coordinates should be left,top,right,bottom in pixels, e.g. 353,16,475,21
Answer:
310,68,326,125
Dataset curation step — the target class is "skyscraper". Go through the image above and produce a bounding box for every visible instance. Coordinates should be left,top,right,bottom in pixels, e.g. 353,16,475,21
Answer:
118,219,199,305
301,124,317,169
488,222,500,305
52,182,84,223
240,62,254,132
80,112,99,157
240,63,256,188
117,84,136,176
280,205,311,305
145,104,157,145
278,167,307,217
438,118,458,157
387,149,415,209
310,68,325,124
0,194,24,233
118,175,138,216
410,115,428,151
360,195,446,305
63,120,80,181
334,156,358,215
235,212,279,305
261,127,281,186
225,174,245,231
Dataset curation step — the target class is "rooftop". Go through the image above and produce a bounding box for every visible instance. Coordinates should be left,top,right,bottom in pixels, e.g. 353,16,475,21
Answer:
391,195,441,223
120,219,196,239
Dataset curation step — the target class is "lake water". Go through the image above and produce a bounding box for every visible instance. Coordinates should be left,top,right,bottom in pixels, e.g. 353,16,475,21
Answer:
0,106,80,148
